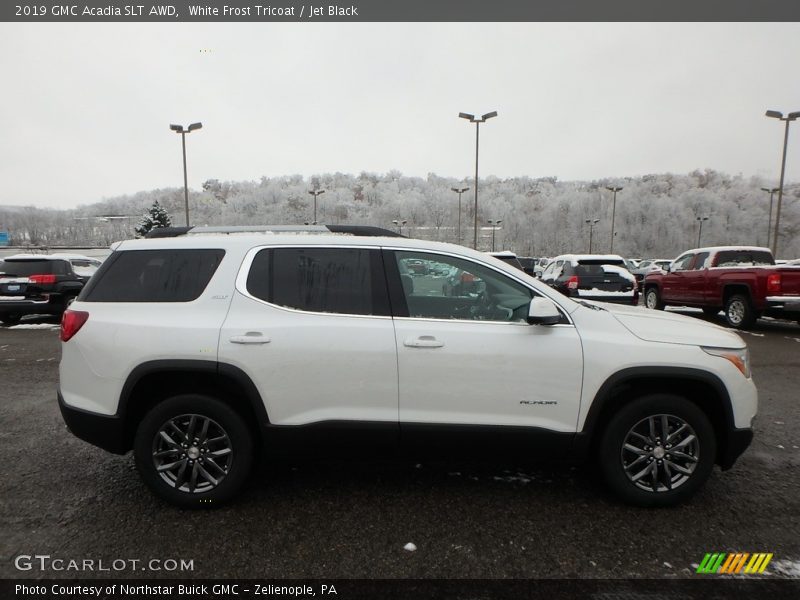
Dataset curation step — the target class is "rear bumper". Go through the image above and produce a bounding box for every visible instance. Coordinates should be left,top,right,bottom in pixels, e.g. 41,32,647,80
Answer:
719,427,754,471
765,296,800,314
57,391,128,454
0,297,63,315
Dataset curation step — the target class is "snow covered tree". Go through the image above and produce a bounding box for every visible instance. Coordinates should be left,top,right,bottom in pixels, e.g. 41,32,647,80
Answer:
135,200,172,237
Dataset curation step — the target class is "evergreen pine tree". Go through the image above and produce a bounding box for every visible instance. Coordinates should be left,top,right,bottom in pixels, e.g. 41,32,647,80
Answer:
135,201,172,237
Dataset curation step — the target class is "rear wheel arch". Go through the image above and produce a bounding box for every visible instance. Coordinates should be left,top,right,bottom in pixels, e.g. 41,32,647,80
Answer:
580,368,734,467
722,283,753,306
119,360,268,453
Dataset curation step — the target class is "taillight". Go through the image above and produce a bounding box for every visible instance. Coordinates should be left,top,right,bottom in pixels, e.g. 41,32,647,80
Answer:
567,276,579,290
61,309,89,342
29,274,56,284
767,273,781,294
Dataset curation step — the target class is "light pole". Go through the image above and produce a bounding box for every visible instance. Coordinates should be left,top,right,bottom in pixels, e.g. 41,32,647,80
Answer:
392,219,407,235
585,219,599,253
451,186,470,244
307,189,325,224
487,219,502,252
760,186,780,248
605,186,623,253
765,109,800,257
696,216,709,247
169,122,202,226
459,110,498,250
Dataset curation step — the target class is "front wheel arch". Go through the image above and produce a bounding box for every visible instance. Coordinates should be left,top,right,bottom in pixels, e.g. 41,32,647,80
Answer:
580,369,734,469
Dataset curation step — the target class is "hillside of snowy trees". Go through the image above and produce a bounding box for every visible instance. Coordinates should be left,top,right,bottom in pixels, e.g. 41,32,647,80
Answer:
1,169,799,259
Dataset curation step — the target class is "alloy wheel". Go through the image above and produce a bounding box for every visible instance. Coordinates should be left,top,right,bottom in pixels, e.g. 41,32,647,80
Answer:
620,414,699,492
152,414,233,493
727,299,745,325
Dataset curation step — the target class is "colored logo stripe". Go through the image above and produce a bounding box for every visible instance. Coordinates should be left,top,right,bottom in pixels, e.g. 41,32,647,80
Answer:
697,553,773,574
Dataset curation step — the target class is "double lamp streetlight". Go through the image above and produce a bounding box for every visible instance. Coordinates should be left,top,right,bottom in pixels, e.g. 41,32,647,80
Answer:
169,122,202,226
764,109,800,257
459,111,498,250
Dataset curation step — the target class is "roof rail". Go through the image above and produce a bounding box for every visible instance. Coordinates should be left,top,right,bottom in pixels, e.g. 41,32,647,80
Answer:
144,224,404,239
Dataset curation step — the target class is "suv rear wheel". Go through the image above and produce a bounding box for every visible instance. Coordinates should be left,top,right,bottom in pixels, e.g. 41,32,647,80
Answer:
599,394,716,507
134,394,254,508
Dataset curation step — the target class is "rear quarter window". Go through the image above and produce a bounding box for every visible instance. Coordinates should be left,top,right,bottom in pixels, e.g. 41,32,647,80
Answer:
80,249,225,302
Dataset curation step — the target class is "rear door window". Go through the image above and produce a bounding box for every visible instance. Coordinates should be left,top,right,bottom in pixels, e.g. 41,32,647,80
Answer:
245,247,389,316
80,249,225,302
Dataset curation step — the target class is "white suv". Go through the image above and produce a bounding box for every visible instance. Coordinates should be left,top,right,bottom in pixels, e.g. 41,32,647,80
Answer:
58,226,757,508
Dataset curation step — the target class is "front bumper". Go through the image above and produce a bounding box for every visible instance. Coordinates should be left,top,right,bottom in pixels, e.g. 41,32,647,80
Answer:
719,427,754,470
58,391,128,454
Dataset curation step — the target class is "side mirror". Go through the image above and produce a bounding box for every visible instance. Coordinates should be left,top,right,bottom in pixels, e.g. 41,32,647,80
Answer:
664,264,671,273
527,297,562,325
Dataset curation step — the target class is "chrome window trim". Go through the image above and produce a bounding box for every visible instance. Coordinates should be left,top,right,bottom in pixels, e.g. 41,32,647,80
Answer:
235,244,392,321
234,243,575,326
384,246,575,326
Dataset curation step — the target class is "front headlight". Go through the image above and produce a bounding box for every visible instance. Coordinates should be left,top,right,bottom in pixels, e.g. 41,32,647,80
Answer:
702,346,751,378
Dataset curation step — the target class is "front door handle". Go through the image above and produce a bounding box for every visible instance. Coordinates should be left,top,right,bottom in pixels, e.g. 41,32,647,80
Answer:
404,335,444,348
229,333,271,344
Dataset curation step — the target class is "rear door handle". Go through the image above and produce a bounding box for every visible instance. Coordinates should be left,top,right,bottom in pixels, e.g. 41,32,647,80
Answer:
229,333,271,344
404,336,444,348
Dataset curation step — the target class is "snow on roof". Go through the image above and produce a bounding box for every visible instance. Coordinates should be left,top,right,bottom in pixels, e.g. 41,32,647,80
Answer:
1,253,98,261
552,254,626,264
689,246,772,254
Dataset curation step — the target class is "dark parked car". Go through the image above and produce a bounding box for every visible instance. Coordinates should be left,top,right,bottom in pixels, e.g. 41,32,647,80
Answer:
540,254,638,305
517,256,537,277
0,254,102,325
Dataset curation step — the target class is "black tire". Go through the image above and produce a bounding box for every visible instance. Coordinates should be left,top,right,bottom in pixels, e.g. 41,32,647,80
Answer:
134,394,254,509
724,294,756,329
644,287,665,310
0,313,22,325
702,307,719,317
598,394,716,507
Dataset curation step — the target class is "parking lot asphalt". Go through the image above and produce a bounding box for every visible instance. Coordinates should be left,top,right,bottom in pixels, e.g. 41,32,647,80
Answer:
1,311,799,580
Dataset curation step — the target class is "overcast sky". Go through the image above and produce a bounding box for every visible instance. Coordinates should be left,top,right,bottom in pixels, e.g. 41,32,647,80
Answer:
1,22,799,209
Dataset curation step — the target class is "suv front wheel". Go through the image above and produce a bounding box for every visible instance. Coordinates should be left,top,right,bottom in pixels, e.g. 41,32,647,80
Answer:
599,394,716,507
134,394,254,508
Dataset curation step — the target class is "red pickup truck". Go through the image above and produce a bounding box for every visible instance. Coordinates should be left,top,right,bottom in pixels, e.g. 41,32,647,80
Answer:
642,246,800,329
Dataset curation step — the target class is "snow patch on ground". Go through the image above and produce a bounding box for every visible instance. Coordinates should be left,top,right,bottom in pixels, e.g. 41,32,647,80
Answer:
6,324,59,330
771,559,800,578
403,543,417,552
739,331,765,337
